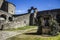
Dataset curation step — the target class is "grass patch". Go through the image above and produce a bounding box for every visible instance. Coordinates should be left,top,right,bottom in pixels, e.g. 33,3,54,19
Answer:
6,28,60,40
4,26,36,31
7,34,60,40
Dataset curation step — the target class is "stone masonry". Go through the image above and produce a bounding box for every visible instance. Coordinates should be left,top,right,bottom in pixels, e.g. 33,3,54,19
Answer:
0,0,60,30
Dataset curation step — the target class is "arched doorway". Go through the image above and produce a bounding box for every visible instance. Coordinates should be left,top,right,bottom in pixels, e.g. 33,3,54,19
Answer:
29,7,36,25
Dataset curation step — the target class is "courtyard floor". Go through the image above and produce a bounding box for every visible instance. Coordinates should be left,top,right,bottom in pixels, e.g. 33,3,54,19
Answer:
6,28,60,40
0,26,37,40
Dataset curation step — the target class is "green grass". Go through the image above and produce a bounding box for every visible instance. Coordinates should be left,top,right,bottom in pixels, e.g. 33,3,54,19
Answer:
6,28,60,40
6,34,60,40
4,26,36,31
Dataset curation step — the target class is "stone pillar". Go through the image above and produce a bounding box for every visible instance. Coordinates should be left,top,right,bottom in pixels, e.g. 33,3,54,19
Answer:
34,8,38,18
28,7,38,25
33,8,38,25
6,16,9,23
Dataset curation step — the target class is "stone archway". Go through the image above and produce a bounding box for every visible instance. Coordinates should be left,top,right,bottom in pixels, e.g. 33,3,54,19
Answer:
28,7,36,14
28,7,38,25
0,14,7,20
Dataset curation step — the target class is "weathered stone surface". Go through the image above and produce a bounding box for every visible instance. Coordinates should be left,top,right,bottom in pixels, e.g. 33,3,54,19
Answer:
0,0,4,8
8,2,15,14
0,0,60,36
3,14,30,29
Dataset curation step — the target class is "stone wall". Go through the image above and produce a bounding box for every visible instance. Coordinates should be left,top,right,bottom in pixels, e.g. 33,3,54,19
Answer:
1,1,8,12
0,0,4,9
0,10,13,29
36,9,60,35
8,2,15,14
0,9,30,29
3,13,30,29
0,0,15,14
12,14,30,28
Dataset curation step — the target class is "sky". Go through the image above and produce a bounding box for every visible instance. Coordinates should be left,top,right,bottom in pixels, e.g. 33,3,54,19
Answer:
7,0,60,14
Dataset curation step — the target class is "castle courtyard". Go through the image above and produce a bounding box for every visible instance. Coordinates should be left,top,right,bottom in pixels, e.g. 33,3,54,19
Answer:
6,27,60,40
0,0,60,40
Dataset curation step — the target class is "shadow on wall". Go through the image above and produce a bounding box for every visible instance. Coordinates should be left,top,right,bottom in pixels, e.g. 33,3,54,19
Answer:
0,25,4,30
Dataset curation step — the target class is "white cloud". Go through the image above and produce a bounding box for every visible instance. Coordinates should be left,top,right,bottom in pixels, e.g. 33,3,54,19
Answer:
15,10,26,14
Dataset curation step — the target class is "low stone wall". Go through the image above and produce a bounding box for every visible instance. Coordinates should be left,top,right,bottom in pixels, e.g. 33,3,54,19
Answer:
3,14,30,29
